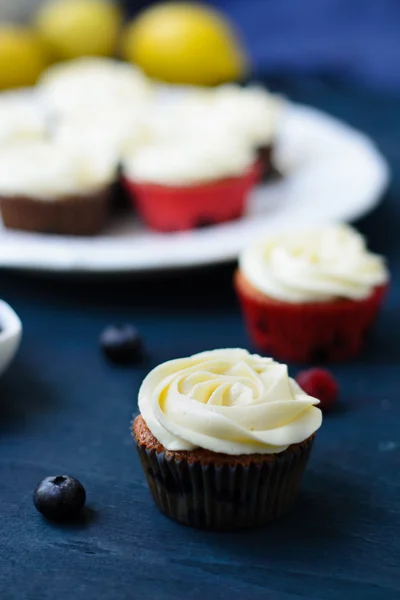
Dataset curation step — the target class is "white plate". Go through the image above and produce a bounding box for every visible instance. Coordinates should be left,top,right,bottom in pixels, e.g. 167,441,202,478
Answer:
0,102,389,273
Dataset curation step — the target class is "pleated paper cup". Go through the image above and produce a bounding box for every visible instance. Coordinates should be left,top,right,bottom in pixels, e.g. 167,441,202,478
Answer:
234,269,388,363
123,162,260,233
133,415,315,530
0,187,111,236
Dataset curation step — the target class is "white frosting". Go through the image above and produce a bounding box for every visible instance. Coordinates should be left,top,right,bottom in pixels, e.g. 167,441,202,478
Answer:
0,140,115,200
147,84,282,148
213,84,283,146
55,105,149,166
142,97,212,144
38,57,152,117
240,224,388,303
123,134,256,185
138,348,322,455
0,91,48,145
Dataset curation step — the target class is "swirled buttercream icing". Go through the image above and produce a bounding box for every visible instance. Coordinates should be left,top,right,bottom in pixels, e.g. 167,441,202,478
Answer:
138,348,322,455
239,224,388,303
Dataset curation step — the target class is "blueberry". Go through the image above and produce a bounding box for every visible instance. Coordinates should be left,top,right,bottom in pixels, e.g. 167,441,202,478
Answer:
33,475,86,521
100,324,143,365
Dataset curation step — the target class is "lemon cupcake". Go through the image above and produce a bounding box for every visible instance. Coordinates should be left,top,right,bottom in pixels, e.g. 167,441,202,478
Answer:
133,348,322,529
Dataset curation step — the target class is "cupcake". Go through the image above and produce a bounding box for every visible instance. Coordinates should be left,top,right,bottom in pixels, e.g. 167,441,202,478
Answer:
213,84,283,179
235,225,389,363
54,105,149,212
122,135,259,232
133,349,322,529
149,84,282,180
37,57,152,119
0,140,115,235
0,91,48,147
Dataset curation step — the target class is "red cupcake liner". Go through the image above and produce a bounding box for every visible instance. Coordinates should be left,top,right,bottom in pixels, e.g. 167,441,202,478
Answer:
234,270,388,363
123,162,260,232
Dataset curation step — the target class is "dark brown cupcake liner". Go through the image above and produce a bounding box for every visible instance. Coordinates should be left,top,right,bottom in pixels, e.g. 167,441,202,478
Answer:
257,143,281,182
134,436,314,530
0,187,111,236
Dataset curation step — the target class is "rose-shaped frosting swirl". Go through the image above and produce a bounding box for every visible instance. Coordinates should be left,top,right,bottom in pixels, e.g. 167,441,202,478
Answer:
240,224,388,303
138,349,322,455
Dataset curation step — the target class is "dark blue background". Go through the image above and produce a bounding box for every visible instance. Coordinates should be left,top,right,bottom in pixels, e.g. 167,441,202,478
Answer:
0,78,399,599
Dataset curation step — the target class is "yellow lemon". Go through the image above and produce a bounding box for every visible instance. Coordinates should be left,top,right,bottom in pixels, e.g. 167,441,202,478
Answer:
0,25,48,90
121,2,247,85
35,0,122,60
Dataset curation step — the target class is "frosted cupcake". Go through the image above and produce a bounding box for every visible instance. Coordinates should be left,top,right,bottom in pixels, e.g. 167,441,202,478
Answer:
54,107,149,213
0,140,115,235
148,84,282,179
235,225,389,363
38,57,152,118
213,84,283,177
133,349,322,529
122,134,259,232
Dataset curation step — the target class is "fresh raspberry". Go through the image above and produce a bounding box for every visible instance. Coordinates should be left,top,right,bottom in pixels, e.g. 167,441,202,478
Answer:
295,368,339,411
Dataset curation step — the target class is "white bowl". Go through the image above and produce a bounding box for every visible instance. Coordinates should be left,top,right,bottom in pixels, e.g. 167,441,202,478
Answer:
0,301,22,376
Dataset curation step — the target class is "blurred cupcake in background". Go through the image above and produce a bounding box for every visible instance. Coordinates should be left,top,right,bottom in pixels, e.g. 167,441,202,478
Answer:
122,132,259,232
36,57,153,214
148,84,282,177
0,139,115,235
37,57,153,119
54,105,150,212
235,224,389,363
213,85,284,179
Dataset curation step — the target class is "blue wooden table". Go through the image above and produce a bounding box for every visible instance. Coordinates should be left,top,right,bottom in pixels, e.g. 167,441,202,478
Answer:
0,79,399,599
